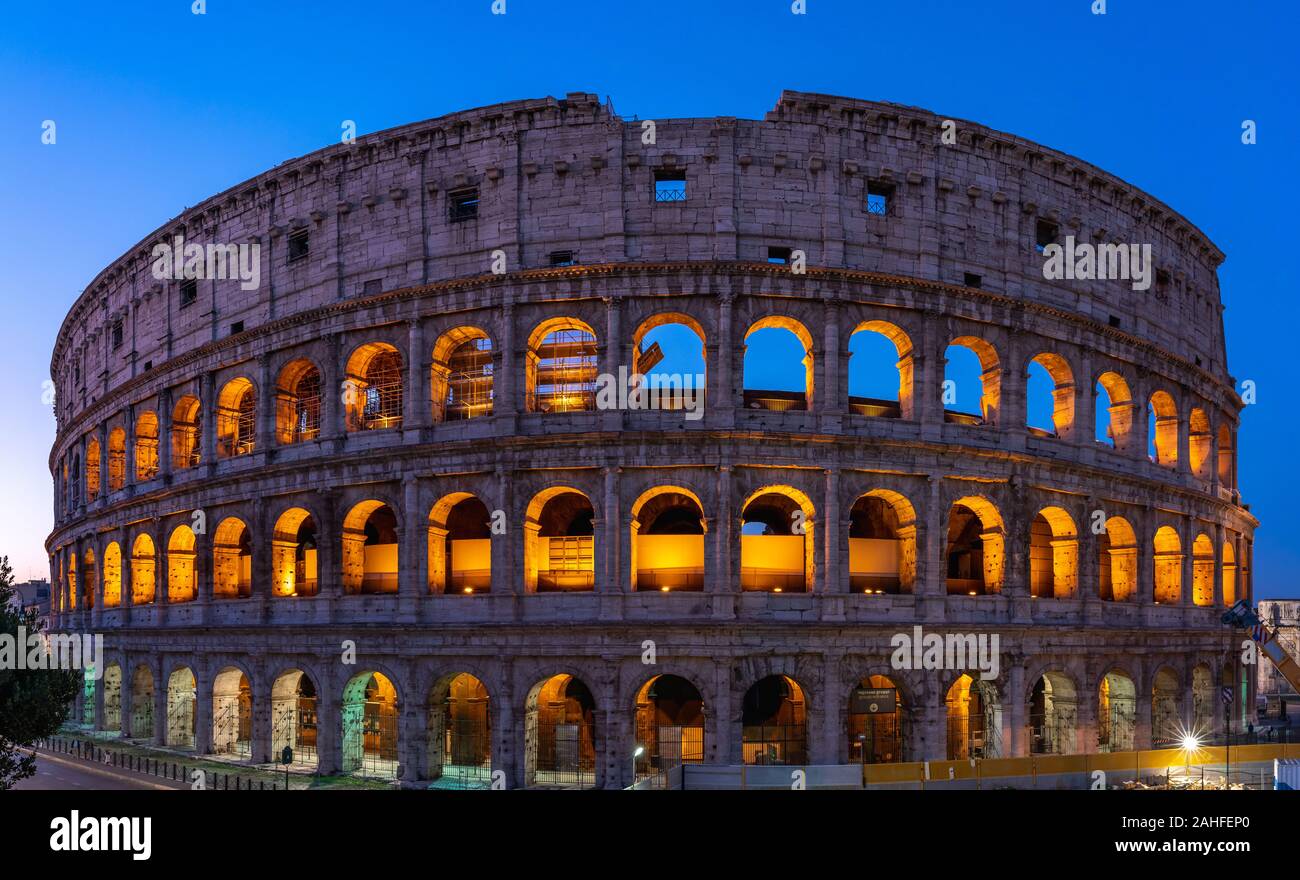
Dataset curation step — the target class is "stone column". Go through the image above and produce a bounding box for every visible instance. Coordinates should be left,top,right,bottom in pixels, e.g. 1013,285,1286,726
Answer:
200,372,216,471
918,475,945,620
1176,406,1192,476
157,387,172,478
399,690,425,787
915,310,942,438
818,298,842,423
315,661,341,775
1134,660,1153,750
399,475,422,619
152,656,167,746
1006,659,1027,758
315,489,341,620
405,320,428,443
194,661,212,754
124,402,137,492
119,655,135,738
601,297,623,431
154,518,168,610
1213,521,1226,607
710,465,734,619
251,660,272,764
496,301,517,421
257,355,274,456
820,468,842,595
489,467,515,599
819,653,844,764
321,334,342,442
712,292,735,428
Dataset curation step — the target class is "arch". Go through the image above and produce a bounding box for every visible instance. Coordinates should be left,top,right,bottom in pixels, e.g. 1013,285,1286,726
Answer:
945,674,1002,759
427,672,492,787
344,342,403,431
1026,352,1075,439
429,493,492,594
740,486,815,593
742,316,814,411
846,674,905,764
171,394,202,469
1098,516,1138,602
270,668,318,768
629,313,707,416
271,507,318,597
1029,506,1078,599
1153,525,1182,604
945,495,1004,595
167,524,197,603
130,665,155,740
85,437,101,498
102,541,122,608
103,663,122,732
1217,424,1234,488
432,326,494,422
524,673,597,788
216,377,257,458
1095,370,1135,449
1222,539,1238,606
944,335,1000,426
107,426,126,490
849,489,917,594
134,411,160,480
1098,670,1137,753
80,548,96,611
1152,667,1182,748
1148,390,1179,466
526,318,598,413
212,517,252,599
525,487,595,592
1188,407,1212,478
741,675,808,765
275,358,322,444
630,485,705,592
342,500,399,594
634,673,706,779
212,666,252,758
130,533,156,605
1028,671,1078,755
341,671,400,778
1192,533,1215,607
165,667,197,749
848,320,912,419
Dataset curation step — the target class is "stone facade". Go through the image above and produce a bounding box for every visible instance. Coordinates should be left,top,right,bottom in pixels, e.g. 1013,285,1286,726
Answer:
47,91,1255,788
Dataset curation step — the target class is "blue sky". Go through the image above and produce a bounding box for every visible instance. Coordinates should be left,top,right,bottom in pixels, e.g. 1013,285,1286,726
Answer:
1,1,1295,594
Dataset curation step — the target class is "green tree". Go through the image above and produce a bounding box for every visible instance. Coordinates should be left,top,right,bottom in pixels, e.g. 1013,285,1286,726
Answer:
0,555,78,789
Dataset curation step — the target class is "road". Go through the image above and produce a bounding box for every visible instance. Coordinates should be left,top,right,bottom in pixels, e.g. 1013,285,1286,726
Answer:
13,750,185,791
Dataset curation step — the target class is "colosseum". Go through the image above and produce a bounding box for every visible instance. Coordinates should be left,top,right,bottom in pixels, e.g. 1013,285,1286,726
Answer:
46,90,1255,789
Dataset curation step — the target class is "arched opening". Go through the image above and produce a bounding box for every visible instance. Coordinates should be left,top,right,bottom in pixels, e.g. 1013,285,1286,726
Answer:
165,667,196,749
216,377,257,458
1098,516,1138,602
1152,668,1181,749
342,501,398,594
945,674,1002,759
847,321,911,419
1188,408,1211,478
525,674,597,788
631,487,705,592
429,494,492,594
633,674,705,779
103,664,122,732
945,496,1004,595
212,667,252,758
630,314,707,415
1095,371,1134,449
741,675,807,765
130,533,156,605
525,489,595,592
212,517,252,599
135,411,160,480
1192,665,1215,736
1026,353,1074,439
1098,671,1136,753
427,673,491,788
167,524,197,603
171,394,202,469
271,670,318,769
341,672,399,778
344,343,403,431
85,437,101,499
1217,424,1233,488
1222,539,1238,606
847,675,905,764
742,317,813,412
107,427,126,490
432,327,494,422
275,358,322,444
740,489,812,593
102,541,122,608
81,549,96,611
1153,525,1182,604
271,508,318,597
1192,533,1215,607
848,490,916,594
1028,672,1077,754
1029,506,1078,599
944,336,999,426
130,666,154,740
1148,390,1178,466
526,319,598,413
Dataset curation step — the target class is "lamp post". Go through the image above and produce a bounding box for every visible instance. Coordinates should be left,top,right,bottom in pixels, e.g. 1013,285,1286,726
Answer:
856,733,867,789
632,745,644,787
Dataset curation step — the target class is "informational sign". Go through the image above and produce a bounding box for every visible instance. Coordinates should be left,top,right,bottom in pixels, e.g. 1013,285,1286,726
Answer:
850,687,896,715
1221,686,1234,707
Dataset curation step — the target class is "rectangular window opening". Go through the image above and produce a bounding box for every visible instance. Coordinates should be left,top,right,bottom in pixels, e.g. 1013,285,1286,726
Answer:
866,181,893,216
1035,219,1058,253
179,278,198,309
654,169,687,203
111,320,124,350
449,187,480,222
549,250,577,267
964,272,982,289
287,228,310,264
767,246,793,265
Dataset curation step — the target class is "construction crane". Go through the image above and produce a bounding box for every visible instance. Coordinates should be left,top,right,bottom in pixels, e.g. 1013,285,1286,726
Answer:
1222,600,1300,695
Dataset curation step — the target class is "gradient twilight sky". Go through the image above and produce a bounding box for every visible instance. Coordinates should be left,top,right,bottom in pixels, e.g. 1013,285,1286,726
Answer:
0,1,1295,593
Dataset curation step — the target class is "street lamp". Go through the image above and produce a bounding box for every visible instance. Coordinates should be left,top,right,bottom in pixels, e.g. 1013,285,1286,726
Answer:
632,745,644,786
